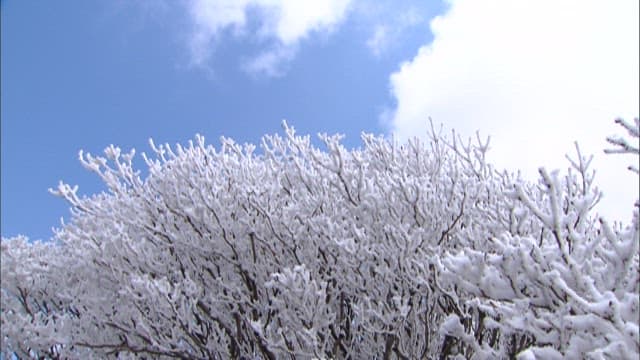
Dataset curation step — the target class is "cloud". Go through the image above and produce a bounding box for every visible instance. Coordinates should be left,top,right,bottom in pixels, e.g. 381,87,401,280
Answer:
241,44,296,77
187,0,352,75
366,25,390,57
261,0,352,45
386,0,639,222
364,6,425,57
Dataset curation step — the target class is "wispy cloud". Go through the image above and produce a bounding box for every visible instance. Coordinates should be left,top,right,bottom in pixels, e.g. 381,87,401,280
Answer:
360,4,426,57
366,25,389,57
386,0,639,221
186,0,352,76
241,44,296,77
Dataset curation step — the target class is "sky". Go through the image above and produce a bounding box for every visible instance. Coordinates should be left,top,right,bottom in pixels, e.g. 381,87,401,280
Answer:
1,0,638,242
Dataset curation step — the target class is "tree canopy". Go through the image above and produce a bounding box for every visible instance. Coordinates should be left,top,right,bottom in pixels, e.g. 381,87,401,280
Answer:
2,119,639,359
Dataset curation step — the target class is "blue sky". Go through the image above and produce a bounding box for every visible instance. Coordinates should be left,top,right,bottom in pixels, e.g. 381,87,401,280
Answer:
2,0,638,241
1,0,444,240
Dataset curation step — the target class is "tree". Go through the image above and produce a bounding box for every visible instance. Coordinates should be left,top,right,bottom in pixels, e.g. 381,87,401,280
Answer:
2,119,638,359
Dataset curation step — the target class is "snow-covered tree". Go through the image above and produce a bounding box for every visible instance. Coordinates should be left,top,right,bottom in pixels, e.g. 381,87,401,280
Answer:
2,119,638,359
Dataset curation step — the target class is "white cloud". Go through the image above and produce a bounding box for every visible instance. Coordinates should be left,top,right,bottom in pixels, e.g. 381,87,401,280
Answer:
188,0,252,66
241,44,296,77
387,0,639,222
364,6,424,57
187,0,352,75
366,25,389,57
263,0,351,45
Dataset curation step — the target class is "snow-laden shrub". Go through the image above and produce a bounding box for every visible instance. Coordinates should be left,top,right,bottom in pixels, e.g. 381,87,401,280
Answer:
440,118,640,359
1,119,638,359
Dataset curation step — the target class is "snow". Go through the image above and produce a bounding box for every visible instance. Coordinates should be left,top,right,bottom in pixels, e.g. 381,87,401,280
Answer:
2,119,638,358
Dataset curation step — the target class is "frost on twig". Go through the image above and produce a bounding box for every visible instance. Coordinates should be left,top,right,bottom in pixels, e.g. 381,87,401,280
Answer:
2,119,638,359
441,119,639,359
605,118,640,174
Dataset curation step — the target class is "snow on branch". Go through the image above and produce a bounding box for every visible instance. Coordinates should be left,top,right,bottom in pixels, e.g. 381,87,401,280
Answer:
2,119,638,359
605,118,640,174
